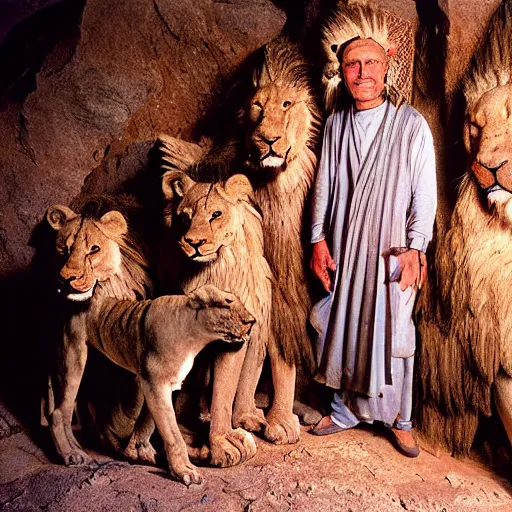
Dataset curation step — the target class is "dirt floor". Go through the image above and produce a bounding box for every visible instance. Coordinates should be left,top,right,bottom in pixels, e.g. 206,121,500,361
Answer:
1,401,511,512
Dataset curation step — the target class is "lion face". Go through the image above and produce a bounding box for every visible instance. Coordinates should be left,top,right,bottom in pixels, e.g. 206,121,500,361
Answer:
162,173,253,263
465,84,512,210
245,84,313,173
187,285,255,344
46,205,128,301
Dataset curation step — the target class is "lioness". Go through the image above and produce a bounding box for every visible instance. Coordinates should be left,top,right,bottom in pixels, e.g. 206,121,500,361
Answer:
45,195,254,485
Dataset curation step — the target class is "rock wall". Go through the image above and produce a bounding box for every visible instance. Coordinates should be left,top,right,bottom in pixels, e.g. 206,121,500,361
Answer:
0,0,285,275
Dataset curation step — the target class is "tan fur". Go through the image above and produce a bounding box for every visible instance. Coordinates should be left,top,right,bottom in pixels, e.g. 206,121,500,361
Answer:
245,36,319,371
157,37,321,431
162,173,283,467
417,0,512,455
45,195,254,485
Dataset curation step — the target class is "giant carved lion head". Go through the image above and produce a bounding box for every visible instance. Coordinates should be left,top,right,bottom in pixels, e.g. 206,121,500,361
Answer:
463,0,512,221
464,84,512,217
162,172,255,263
243,37,320,176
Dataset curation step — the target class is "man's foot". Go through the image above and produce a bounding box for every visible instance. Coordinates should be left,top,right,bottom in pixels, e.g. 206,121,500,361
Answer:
308,415,349,436
389,428,420,458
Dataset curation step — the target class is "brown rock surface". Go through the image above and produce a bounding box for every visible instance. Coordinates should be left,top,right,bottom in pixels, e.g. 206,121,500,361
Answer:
1,424,511,511
0,0,285,274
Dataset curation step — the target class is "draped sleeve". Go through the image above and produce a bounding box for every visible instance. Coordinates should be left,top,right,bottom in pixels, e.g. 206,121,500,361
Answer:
406,115,437,253
311,113,336,244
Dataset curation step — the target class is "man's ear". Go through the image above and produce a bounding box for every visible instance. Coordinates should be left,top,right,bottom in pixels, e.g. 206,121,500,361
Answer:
162,170,195,201
46,205,77,231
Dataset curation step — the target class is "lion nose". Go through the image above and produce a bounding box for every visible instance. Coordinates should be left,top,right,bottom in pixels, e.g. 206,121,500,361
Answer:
478,159,508,175
185,237,207,249
261,136,280,146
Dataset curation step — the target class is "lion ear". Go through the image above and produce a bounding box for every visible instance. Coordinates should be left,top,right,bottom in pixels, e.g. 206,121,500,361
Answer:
162,170,195,201
46,205,77,231
97,210,128,237
224,174,253,202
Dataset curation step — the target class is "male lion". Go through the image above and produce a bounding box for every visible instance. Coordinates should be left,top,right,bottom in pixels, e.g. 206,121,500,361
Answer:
161,172,281,468
45,194,254,485
417,0,512,455
159,36,321,436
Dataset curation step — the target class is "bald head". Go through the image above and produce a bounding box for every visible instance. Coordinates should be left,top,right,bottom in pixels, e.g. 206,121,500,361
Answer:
340,38,389,110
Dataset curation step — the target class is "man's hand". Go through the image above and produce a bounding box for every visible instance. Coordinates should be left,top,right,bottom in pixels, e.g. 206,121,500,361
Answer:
396,249,427,291
311,240,336,293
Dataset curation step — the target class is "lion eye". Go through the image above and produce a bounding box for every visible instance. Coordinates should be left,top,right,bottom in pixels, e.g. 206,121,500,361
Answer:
282,101,292,109
470,123,480,139
211,211,222,220
89,245,100,255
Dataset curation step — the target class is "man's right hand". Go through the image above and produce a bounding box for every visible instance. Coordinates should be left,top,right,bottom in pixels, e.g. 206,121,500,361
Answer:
310,240,336,293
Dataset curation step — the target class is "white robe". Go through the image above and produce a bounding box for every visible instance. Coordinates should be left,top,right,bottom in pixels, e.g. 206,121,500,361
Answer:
310,100,436,408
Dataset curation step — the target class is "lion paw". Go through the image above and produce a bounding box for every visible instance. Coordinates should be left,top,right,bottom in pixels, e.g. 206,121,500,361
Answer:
233,407,267,433
264,410,300,445
210,428,257,467
124,437,157,465
169,458,203,487
63,448,93,466
187,444,210,461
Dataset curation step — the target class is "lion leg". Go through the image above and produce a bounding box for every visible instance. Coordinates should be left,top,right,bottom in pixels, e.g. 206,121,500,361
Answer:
209,346,257,468
124,402,157,465
264,346,300,445
50,336,92,466
140,378,201,486
233,329,267,433
494,372,512,445
99,374,143,454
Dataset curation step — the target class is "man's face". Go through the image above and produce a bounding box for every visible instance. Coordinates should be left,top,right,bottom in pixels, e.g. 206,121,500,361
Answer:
341,38,388,110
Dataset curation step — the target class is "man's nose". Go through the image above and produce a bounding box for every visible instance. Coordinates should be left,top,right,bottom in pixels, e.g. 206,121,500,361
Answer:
359,63,368,78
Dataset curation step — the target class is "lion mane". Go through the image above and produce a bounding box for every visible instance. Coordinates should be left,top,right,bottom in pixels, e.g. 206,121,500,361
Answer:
417,0,512,455
158,36,319,372
244,36,320,372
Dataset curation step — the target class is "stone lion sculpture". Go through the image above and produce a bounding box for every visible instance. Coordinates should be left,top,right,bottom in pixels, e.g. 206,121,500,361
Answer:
417,0,512,454
159,35,321,433
162,172,290,468
44,194,254,485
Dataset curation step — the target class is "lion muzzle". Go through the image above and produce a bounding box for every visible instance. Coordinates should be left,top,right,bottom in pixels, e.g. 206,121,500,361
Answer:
472,159,512,191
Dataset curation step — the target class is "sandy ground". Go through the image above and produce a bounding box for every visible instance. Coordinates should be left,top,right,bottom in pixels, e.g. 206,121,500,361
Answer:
1,401,511,512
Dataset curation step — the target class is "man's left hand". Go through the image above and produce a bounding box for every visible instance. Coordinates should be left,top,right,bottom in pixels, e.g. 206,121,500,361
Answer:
395,249,427,291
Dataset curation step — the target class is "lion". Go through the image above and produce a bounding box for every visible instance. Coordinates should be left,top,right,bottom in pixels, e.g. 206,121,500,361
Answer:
44,194,255,485
159,35,321,434
417,0,512,455
161,172,286,468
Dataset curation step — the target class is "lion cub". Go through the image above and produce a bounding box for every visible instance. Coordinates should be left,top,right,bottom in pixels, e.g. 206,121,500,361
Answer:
162,172,281,468
45,195,254,485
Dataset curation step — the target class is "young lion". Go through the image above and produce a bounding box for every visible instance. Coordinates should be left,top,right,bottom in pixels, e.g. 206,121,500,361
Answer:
161,172,284,468
45,195,254,485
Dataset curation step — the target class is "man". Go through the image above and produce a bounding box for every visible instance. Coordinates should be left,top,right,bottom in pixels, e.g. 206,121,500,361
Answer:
308,35,437,458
